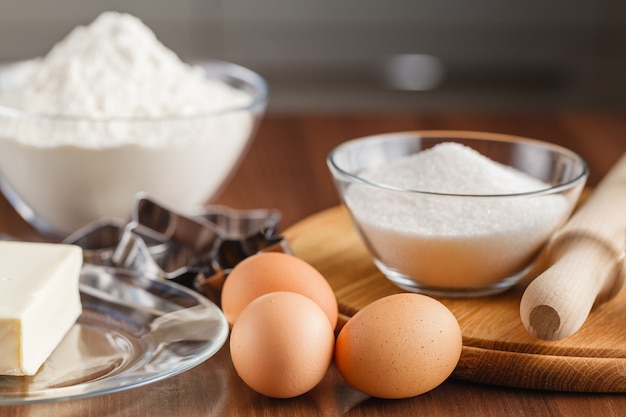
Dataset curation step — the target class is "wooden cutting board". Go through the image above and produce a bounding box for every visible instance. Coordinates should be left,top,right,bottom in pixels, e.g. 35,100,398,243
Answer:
282,203,626,393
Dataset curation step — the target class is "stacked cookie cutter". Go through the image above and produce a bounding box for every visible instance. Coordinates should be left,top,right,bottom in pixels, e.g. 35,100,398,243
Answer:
64,193,289,304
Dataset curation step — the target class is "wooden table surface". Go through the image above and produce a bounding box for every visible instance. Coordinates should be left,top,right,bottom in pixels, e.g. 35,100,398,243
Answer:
1,111,626,416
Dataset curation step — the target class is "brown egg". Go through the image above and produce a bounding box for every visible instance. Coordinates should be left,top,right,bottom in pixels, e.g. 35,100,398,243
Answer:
334,293,462,399
221,252,338,328
229,291,335,398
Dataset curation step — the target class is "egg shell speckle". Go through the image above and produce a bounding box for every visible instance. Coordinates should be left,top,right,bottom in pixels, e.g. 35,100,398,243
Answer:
334,293,462,399
221,252,338,329
229,291,336,399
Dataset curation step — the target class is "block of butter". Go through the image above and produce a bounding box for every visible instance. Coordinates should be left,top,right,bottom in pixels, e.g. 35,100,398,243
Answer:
0,240,83,376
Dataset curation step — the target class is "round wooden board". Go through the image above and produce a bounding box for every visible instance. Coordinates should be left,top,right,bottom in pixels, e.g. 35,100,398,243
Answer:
283,205,626,393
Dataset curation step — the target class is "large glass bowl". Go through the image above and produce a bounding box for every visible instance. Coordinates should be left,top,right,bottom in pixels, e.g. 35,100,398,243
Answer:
327,131,589,297
0,59,268,237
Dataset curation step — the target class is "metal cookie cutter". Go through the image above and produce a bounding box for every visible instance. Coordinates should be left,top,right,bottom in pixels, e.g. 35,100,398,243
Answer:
63,218,167,266
65,193,290,304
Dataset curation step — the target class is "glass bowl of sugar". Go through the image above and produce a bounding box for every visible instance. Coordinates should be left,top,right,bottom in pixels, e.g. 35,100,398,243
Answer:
0,12,268,237
327,131,588,297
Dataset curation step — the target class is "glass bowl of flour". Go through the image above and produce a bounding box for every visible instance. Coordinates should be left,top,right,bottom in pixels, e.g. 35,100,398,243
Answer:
327,131,588,297
0,12,268,237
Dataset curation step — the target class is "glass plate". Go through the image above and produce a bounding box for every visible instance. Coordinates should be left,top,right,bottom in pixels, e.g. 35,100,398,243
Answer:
0,265,229,405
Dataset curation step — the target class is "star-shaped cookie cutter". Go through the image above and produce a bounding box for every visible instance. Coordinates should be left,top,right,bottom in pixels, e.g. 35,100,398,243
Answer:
64,193,290,304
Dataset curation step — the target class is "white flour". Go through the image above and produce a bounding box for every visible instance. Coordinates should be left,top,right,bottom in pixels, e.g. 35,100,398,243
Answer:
0,11,252,148
3,11,250,119
0,12,261,234
345,143,571,289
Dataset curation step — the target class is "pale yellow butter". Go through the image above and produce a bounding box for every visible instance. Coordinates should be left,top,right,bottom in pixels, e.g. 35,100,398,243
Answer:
0,241,82,376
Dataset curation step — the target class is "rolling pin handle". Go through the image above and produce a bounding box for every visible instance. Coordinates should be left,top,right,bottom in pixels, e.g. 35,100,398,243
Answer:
520,231,626,341
520,152,626,340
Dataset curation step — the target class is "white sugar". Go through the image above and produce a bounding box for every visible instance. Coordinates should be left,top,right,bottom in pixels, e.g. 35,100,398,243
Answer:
345,142,570,288
360,142,549,195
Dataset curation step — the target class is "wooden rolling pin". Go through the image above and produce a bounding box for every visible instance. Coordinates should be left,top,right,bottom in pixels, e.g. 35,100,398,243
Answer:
520,153,626,341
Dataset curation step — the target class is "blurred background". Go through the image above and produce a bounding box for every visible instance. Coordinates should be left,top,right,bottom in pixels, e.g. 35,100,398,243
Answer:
0,0,624,113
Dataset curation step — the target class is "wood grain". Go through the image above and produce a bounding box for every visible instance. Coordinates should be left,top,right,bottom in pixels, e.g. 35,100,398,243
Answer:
520,153,626,340
284,204,626,392
1,112,626,415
